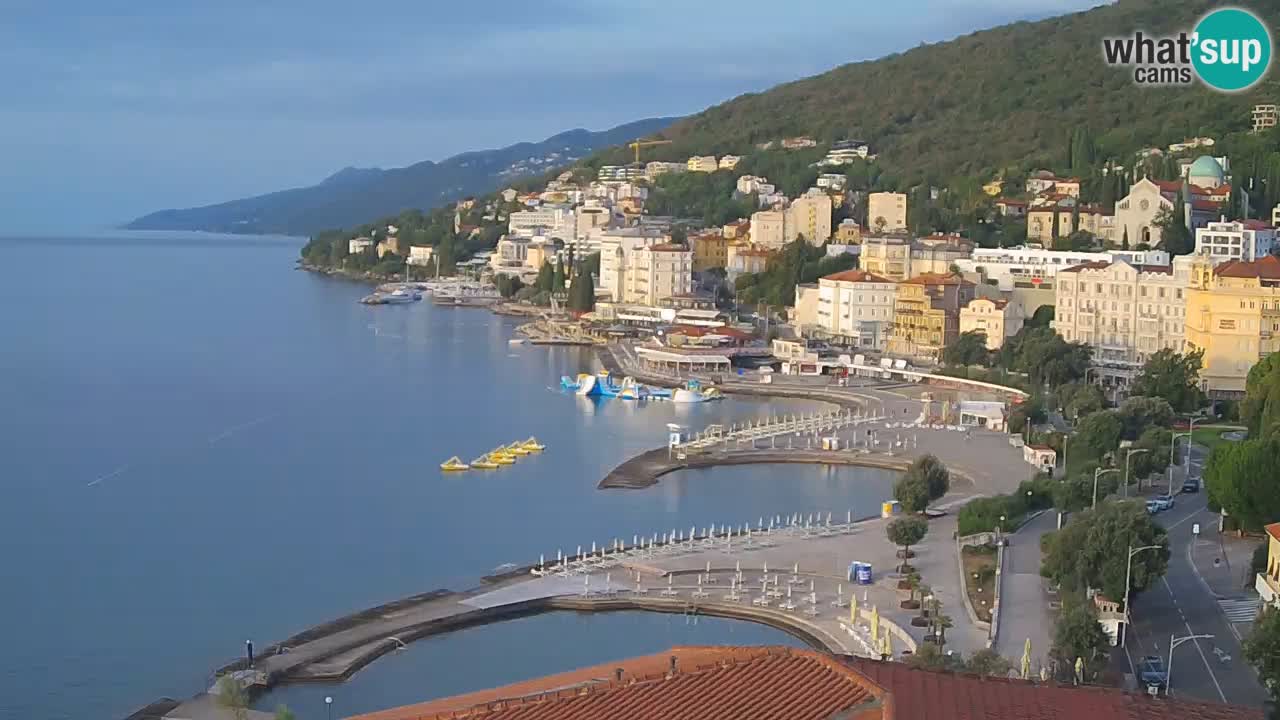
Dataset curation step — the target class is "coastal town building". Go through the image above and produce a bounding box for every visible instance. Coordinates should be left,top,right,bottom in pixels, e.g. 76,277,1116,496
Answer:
624,243,693,306
812,269,897,349
1194,219,1277,265
687,156,719,173
860,234,972,282
868,192,907,232
407,245,434,267
959,297,1022,349
690,230,729,271
645,161,687,181
727,243,770,282
723,219,750,240
736,175,774,196
597,164,644,182
816,173,848,191
508,205,575,240
598,227,670,302
375,236,401,258
348,237,374,255
1184,255,1280,397
834,219,862,244
1024,170,1080,196
1053,258,1191,387
995,198,1028,217
1255,104,1278,133
791,283,821,334
750,210,787,249
953,246,1170,291
785,193,833,245
1026,203,1114,245
1114,177,1220,248
818,139,872,166
886,273,976,360
718,155,742,170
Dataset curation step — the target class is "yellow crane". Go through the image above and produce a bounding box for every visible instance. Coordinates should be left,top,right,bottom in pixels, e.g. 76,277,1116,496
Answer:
627,139,672,164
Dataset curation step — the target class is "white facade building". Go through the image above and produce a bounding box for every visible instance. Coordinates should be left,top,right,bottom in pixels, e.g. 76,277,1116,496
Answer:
598,227,670,302
348,237,374,254
953,246,1171,291
407,245,435,267
813,269,897,349
508,205,575,240
625,244,693,306
751,210,787,249
1194,219,1277,265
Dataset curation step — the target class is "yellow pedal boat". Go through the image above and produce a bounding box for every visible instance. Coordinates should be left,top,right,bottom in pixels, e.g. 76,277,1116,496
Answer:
470,455,499,470
521,436,546,452
489,450,516,465
440,456,470,472
505,442,531,456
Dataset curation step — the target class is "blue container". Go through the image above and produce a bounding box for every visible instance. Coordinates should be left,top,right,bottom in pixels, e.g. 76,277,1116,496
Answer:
856,563,873,585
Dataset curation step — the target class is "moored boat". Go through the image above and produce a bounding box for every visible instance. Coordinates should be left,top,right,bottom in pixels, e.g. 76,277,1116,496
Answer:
505,442,531,456
521,436,546,452
440,456,470,472
470,455,499,470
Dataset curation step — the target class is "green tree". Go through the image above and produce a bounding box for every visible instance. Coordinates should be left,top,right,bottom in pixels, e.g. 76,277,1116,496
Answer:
942,330,990,367
905,454,950,501
1067,410,1123,467
552,259,566,292
1128,349,1205,413
1242,353,1280,440
567,267,596,312
215,676,249,720
1055,381,1104,420
1204,438,1280,532
1154,205,1193,256
965,648,1013,677
1041,500,1168,600
894,473,931,513
535,261,554,292
905,642,964,672
1051,598,1113,683
1244,606,1280,707
886,516,929,568
274,706,297,720
1026,305,1055,328
1114,396,1175,440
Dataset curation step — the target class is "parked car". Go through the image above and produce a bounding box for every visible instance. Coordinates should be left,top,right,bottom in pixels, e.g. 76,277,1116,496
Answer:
1155,495,1175,511
1181,478,1200,493
1145,500,1160,515
1138,656,1168,690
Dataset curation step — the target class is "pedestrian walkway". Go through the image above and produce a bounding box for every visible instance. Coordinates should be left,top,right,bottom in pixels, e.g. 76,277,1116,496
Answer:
993,510,1056,673
1218,597,1261,623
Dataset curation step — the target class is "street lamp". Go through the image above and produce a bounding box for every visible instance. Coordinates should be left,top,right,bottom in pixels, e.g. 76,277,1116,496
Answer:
1120,543,1164,647
1124,448,1150,498
1093,467,1120,509
1167,633,1214,696
325,696,334,720
1185,414,1203,478
1167,431,1191,496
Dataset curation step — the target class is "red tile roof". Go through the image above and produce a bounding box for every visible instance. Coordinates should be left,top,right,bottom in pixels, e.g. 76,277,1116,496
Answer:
823,269,894,284
1058,261,1112,274
1242,219,1273,231
1266,522,1280,542
348,647,886,720
1217,254,1280,280
844,656,1261,720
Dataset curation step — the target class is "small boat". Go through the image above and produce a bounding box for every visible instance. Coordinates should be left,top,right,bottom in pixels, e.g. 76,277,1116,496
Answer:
470,455,499,470
521,437,546,452
489,450,516,465
505,442,531,456
440,456,470,472
508,338,529,346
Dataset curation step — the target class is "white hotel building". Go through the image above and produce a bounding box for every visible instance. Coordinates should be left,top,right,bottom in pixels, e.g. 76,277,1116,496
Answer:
1194,219,1277,265
813,269,898,350
953,245,1171,291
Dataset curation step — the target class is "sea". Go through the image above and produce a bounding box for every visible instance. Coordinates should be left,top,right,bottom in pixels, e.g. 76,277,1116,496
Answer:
0,233,898,720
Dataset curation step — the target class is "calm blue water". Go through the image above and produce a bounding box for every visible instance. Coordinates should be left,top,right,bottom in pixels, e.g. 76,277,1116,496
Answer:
0,234,895,720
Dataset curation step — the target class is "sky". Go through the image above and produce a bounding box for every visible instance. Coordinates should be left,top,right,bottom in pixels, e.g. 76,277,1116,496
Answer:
0,0,1108,233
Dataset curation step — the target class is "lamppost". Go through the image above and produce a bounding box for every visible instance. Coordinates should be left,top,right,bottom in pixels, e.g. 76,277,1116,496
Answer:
1120,543,1164,647
1167,633,1214,696
1093,467,1120,509
325,696,334,720
1167,431,1191,496
1124,448,1150,498
1185,414,1203,480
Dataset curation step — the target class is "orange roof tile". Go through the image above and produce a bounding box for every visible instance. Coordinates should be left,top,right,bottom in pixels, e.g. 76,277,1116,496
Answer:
1217,254,1280,280
823,269,894,284
348,647,885,720
902,272,973,286
1266,522,1280,542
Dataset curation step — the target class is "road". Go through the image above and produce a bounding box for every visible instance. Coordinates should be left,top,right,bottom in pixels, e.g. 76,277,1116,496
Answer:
1114,444,1268,707
995,510,1057,671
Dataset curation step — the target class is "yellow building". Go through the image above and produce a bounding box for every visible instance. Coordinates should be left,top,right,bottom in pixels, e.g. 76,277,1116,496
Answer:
1257,523,1280,608
786,193,833,245
690,231,729,272
1184,254,1280,397
687,155,719,173
727,242,771,282
868,192,907,232
886,273,976,360
959,297,1023,349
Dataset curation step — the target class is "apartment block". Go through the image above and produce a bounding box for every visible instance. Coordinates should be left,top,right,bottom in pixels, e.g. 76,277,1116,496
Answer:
886,273,976,360
868,192,907,232
813,269,897,349
1184,255,1280,397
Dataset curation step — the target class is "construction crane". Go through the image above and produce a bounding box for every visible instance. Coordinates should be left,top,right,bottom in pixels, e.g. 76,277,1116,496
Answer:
627,139,672,164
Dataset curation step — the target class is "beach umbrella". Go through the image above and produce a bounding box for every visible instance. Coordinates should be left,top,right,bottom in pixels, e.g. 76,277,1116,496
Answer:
871,605,880,644
881,629,893,659
850,594,858,624
1021,638,1032,680
1074,657,1084,684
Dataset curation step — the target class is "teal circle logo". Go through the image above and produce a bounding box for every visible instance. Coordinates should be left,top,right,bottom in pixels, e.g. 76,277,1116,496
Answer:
1192,7,1272,92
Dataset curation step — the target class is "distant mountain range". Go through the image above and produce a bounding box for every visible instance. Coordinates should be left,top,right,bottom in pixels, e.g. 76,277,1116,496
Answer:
124,117,678,236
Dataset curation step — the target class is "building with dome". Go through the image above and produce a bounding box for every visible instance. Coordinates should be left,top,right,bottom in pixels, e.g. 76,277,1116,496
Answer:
1185,155,1227,189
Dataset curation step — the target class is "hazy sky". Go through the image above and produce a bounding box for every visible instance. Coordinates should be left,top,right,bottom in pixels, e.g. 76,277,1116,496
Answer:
0,0,1106,233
